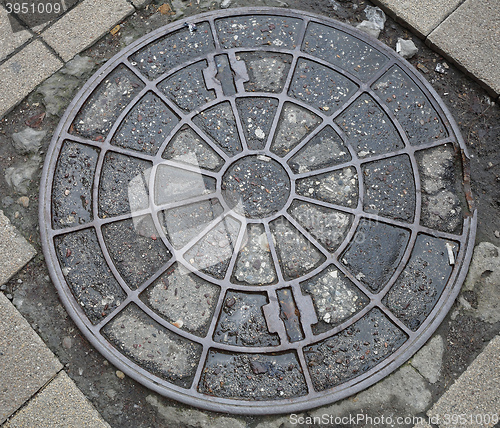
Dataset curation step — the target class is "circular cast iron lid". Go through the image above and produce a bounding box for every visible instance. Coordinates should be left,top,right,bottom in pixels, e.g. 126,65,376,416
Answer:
40,8,476,414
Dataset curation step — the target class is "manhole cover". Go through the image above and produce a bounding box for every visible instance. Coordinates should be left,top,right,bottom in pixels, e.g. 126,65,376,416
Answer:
40,8,476,414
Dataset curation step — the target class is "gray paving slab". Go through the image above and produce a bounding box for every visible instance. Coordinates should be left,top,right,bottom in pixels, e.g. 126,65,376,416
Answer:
0,40,62,118
0,292,63,424
0,210,36,285
371,0,463,37
41,0,135,62
427,335,500,427
3,371,111,428
427,0,500,97
14,0,82,34
0,6,32,62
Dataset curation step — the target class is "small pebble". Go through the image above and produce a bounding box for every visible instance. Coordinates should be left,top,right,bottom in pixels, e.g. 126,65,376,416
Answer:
417,63,429,74
17,196,29,207
116,370,125,379
435,63,447,74
396,38,418,59
62,336,73,349
172,319,184,328
13,297,24,307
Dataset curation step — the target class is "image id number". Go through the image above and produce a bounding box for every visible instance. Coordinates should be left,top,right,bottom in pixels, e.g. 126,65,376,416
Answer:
5,2,63,14
432,413,500,425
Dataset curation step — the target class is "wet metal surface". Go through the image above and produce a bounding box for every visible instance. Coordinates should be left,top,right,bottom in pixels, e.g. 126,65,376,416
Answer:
40,8,476,415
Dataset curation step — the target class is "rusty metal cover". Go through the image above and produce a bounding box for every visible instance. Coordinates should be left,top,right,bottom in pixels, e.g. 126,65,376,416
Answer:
40,8,476,414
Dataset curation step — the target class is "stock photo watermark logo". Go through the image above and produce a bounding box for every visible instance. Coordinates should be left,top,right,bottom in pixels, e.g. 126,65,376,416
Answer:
2,0,68,32
290,413,427,426
289,412,500,426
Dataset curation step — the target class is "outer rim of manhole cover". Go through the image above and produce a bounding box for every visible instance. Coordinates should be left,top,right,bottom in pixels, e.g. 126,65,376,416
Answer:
40,7,477,415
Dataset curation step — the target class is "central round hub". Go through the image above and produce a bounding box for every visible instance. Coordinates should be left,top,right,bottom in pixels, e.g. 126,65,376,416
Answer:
222,155,291,218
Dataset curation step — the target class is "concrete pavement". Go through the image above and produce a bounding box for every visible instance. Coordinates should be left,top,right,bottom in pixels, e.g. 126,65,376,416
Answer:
373,0,500,97
0,0,498,119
